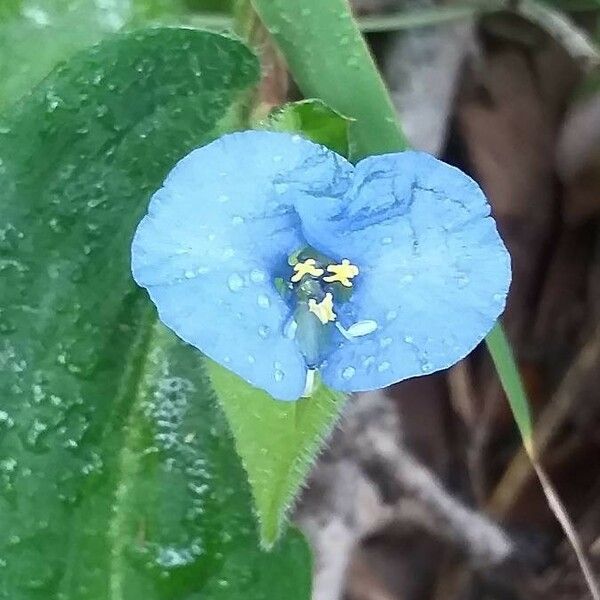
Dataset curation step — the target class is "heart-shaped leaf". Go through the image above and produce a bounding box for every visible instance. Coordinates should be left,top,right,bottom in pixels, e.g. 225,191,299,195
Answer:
0,27,311,599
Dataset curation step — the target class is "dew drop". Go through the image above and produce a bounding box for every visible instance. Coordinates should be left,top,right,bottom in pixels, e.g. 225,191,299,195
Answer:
386,310,398,321
401,274,414,283
421,361,433,373
250,269,266,283
284,319,297,339
457,274,470,288
404,335,414,344
223,248,235,259
257,294,270,308
274,369,284,382
217,194,229,203
258,325,270,339
231,216,244,225
493,293,504,302
227,273,244,292
381,236,393,245
378,361,391,373
247,355,255,364
342,366,356,380
184,270,195,279
363,356,375,368
380,337,392,348
273,155,283,162
274,182,288,194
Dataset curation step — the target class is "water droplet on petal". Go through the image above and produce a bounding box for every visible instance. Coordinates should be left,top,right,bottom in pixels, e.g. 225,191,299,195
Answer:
274,369,284,382
257,294,270,308
342,366,355,380
274,182,288,194
184,270,195,279
401,274,414,283
386,310,397,321
380,337,392,348
378,361,391,373
250,269,266,283
403,335,414,344
227,273,244,292
457,274,470,288
217,194,229,203
247,355,255,364
381,236,393,245
421,361,433,373
258,325,270,339
284,319,297,339
493,293,504,302
363,356,375,368
231,216,244,225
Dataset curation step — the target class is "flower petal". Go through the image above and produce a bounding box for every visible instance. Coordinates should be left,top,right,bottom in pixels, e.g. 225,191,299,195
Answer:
131,131,352,400
296,151,511,392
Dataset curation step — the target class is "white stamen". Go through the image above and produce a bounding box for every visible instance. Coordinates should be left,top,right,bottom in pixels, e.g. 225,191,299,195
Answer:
346,320,378,337
335,322,354,341
336,320,378,340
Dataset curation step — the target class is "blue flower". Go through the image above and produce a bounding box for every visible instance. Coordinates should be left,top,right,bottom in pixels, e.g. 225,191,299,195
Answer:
131,131,511,401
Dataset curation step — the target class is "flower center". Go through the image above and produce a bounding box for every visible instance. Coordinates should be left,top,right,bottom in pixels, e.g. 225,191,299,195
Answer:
277,248,360,370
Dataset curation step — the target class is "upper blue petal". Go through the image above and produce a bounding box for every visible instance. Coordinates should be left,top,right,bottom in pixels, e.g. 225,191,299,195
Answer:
295,151,511,392
131,130,352,400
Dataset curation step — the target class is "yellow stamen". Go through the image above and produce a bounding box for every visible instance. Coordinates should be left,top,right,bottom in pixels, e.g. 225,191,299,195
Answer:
291,258,324,283
323,259,359,287
308,292,336,324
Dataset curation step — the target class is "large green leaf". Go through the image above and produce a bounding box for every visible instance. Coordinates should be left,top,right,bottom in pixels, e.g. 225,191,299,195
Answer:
0,27,311,600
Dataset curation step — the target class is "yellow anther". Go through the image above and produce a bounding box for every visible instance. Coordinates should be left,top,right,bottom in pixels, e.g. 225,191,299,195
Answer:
308,293,336,325
291,258,324,283
323,259,359,287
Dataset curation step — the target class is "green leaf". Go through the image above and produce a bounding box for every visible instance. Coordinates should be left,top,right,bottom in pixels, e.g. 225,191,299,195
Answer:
0,27,311,600
250,0,410,159
264,99,352,156
207,362,346,546
0,0,193,109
